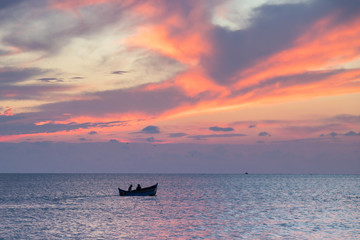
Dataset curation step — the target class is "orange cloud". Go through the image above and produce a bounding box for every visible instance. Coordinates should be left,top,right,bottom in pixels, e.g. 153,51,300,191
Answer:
231,69,360,108
0,128,88,143
234,14,360,89
2,107,14,116
126,2,211,66
173,68,229,97
127,24,210,66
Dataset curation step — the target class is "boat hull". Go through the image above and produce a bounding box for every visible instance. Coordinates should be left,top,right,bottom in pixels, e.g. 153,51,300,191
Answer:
118,183,157,196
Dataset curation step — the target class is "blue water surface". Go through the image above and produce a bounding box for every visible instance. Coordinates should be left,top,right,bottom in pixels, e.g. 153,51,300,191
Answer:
0,174,359,239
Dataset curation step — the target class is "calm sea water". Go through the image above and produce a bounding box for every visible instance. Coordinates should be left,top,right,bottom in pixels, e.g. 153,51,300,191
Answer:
0,174,359,239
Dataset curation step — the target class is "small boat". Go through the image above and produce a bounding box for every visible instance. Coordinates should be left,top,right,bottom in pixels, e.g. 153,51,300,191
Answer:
118,183,158,196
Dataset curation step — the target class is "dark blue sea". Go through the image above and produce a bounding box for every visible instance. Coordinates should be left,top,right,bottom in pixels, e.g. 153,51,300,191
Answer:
0,174,359,239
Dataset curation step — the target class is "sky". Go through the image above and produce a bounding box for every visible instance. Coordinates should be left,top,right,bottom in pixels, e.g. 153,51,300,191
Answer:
0,0,359,173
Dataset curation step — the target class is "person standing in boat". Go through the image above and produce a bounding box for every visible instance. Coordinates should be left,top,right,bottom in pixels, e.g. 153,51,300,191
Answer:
128,184,133,191
136,184,141,191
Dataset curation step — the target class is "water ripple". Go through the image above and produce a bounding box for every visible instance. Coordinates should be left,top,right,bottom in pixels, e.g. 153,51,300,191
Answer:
0,174,359,239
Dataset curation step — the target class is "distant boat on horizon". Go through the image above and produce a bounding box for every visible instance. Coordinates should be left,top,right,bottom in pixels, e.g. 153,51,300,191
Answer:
118,183,158,196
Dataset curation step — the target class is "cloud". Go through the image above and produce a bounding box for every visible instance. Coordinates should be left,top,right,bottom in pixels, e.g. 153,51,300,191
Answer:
0,0,26,10
205,2,322,84
109,139,119,143
330,132,338,137
0,67,44,85
320,132,339,137
1,107,13,116
0,119,124,136
321,131,360,137
39,85,203,117
209,126,234,132
0,0,134,57
282,124,341,134
112,71,128,75
146,137,155,142
328,114,360,123
188,133,246,140
145,137,163,143
0,122,93,136
344,131,360,136
232,120,286,127
258,132,271,137
38,78,64,83
139,125,160,134
168,133,187,138
0,114,24,123
230,69,354,102
0,68,71,100
88,131,98,135
205,0,360,85
1,0,359,142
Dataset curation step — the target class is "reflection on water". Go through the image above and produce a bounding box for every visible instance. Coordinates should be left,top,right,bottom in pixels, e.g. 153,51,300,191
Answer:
0,174,359,239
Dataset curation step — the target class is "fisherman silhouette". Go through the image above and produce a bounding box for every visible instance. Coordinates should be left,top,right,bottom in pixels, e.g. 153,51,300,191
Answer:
136,184,141,191
128,184,133,191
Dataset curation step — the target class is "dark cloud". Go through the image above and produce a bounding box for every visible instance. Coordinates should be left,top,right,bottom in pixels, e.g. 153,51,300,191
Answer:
188,133,246,140
112,71,128,75
146,137,163,143
168,133,187,138
0,67,44,85
258,132,271,137
79,137,87,141
320,132,339,138
40,85,204,117
344,131,360,136
330,132,338,137
88,131,98,135
0,80,206,136
0,120,125,136
0,122,93,136
109,139,119,143
140,125,160,134
146,137,155,142
71,77,84,79
321,131,360,137
0,68,71,100
233,120,286,126
209,126,234,132
0,114,24,123
0,0,26,10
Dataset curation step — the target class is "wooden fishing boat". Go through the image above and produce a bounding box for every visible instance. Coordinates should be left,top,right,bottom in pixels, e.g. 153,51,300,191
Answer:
118,183,158,196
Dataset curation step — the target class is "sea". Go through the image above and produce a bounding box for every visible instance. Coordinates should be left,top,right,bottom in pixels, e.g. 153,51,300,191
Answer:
0,174,359,239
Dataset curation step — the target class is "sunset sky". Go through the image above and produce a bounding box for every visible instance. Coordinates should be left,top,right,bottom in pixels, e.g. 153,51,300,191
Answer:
1,0,359,173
